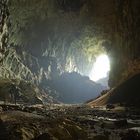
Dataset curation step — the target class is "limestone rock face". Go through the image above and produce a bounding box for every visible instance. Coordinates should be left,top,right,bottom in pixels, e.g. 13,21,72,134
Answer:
0,0,9,58
6,0,140,88
0,48,37,82
0,0,140,104
108,0,140,87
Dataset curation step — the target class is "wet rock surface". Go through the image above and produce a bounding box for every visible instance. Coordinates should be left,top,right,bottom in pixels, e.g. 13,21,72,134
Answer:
0,104,140,140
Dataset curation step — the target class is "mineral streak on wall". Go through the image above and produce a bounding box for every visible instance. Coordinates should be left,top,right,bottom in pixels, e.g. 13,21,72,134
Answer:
0,0,9,54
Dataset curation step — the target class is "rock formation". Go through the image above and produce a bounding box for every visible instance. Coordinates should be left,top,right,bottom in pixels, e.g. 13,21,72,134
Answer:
0,1,140,140
0,0,140,104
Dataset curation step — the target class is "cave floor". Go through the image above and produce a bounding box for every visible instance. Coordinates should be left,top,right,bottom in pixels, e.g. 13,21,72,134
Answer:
0,103,140,140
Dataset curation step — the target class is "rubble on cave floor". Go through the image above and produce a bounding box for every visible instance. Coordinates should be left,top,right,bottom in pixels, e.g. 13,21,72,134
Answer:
0,104,140,140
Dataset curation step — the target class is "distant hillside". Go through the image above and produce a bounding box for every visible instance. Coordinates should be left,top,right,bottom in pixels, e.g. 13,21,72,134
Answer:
88,73,140,107
50,72,106,104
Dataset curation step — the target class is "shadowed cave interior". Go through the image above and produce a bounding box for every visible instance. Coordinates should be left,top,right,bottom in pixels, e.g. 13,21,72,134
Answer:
0,0,140,140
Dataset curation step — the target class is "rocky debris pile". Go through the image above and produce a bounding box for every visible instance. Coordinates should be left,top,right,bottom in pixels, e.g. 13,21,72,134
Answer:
0,104,87,140
0,79,59,105
0,104,140,140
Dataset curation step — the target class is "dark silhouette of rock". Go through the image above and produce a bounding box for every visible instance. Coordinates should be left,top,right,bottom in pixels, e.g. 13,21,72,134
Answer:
34,133,52,140
0,119,9,140
108,73,140,106
114,119,128,128
88,73,140,107
51,72,106,103
106,104,115,110
121,130,140,140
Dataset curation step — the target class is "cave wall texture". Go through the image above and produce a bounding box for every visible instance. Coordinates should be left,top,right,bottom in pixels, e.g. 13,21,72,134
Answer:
0,0,9,58
0,0,140,88
108,0,140,86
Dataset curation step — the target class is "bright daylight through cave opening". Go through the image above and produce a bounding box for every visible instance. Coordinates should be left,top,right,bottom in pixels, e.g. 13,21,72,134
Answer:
89,54,110,81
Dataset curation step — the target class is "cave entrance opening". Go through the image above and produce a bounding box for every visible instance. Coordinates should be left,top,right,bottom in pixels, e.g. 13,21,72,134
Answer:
89,54,110,87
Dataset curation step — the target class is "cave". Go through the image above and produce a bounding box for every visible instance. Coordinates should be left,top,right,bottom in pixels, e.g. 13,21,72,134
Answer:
0,0,140,139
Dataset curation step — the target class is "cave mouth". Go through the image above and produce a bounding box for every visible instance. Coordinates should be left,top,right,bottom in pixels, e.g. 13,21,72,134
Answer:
5,0,114,105
89,54,110,86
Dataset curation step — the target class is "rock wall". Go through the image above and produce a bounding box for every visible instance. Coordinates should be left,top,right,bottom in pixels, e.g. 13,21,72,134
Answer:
0,1,43,85
108,0,140,87
0,48,39,83
0,0,9,59
0,0,140,90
